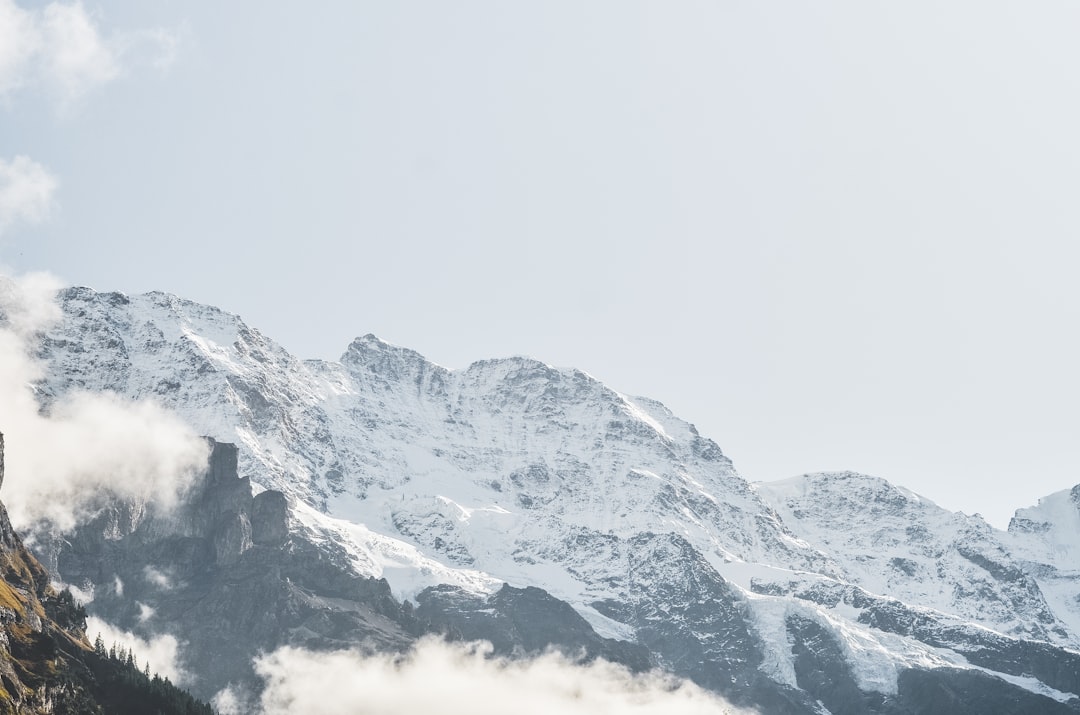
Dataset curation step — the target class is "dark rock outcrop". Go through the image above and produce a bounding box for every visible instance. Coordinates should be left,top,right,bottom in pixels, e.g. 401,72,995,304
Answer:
757,576,1080,702
34,440,412,700
785,613,1076,715
38,439,649,703
415,583,652,670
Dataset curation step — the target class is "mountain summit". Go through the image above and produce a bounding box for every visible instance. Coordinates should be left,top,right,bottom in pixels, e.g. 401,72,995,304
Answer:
21,287,1080,712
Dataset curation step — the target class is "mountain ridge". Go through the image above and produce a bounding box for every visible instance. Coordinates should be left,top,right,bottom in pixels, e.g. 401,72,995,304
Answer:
21,285,1080,712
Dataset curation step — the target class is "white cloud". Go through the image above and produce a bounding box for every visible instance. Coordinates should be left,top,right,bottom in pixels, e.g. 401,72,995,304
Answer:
120,26,184,73
212,687,247,715
0,0,180,106
143,566,174,590
247,638,749,715
136,602,156,623
57,579,94,605
88,616,190,685
39,1,120,103
0,271,209,531
0,0,40,95
0,155,57,234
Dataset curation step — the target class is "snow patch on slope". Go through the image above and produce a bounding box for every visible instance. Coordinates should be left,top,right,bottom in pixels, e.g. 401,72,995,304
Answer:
34,286,1080,709
292,500,500,601
755,472,1071,646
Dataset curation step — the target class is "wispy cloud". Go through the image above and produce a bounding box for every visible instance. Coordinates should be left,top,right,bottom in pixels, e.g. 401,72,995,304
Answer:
0,271,209,531
0,155,57,234
121,26,183,73
218,638,749,715
0,0,180,107
88,616,190,685
0,0,39,96
37,1,120,103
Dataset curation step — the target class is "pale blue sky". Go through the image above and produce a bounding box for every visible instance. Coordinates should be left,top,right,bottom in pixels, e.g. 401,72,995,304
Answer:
2,1,1079,527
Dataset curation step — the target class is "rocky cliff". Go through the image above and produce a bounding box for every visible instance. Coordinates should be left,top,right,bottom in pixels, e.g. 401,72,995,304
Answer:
23,287,1080,713
0,433,212,714
32,439,656,705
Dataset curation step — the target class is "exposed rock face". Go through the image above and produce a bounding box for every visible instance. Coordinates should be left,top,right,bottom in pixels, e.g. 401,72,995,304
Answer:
415,583,652,671
40,447,1080,712
756,472,1067,644
786,612,1077,715
33,440,409,699
251,491,288,546
0,433,211,714
0,496,86,713
25,286,1080,713
37,439,649,702
0,429,82,712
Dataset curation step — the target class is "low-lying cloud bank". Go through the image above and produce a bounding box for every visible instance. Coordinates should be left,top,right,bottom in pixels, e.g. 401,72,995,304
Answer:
219,638,748,715
0,271,208,530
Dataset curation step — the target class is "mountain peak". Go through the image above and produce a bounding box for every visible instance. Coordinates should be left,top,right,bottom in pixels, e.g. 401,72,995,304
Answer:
759,470,935,510
59,285,132,306
345,333,432,361
22,283,1080,712
341,334,448,385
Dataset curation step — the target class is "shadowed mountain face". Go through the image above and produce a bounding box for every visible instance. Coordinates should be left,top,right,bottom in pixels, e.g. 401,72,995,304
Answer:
31,439,414,700
20,287,1080,712
0,434,213,714
32,440,658,705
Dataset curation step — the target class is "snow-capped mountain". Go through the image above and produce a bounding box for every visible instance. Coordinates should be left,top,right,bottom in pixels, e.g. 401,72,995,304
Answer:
27,287,1080,712
37,289,828,609
755,472,1068,645
1008,486,1080,648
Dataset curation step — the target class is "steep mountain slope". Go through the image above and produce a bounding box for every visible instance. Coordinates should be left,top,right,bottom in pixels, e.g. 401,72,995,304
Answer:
1008,486,1080,645
755,472,1069,645
38,289,831,622
0,434,213,714
29,287,1080,713
754,471,1080,708
30,439,654,705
